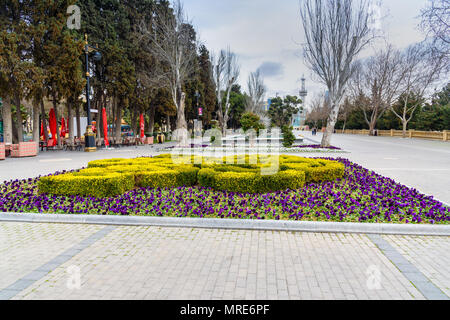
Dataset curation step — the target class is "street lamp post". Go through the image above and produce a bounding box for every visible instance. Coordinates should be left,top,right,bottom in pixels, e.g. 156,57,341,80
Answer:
83,34,102,152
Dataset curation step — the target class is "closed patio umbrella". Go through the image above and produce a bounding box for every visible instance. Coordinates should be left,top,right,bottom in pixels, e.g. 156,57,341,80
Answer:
102,108,109,147
49,108,57,144
40,121,44,140
60,117,66,138
140,114,145,142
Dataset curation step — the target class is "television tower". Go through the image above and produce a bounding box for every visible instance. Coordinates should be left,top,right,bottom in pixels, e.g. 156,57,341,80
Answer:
299,75,308,103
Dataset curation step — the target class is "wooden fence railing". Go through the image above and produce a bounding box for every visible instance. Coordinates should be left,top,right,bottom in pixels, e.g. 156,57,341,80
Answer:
337,129,449,141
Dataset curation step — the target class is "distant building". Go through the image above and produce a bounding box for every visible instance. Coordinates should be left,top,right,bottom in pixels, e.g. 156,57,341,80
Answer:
292,76,308,130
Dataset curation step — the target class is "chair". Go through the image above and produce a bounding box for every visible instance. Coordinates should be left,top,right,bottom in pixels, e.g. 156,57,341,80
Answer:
122,137,130,146
74,138,82,151
45,139,57,151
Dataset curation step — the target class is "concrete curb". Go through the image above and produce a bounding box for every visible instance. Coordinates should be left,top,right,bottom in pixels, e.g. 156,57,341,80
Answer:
0,212,449,236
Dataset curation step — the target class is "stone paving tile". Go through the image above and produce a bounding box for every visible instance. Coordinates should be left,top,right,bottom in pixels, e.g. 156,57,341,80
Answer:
0,222,103,292
383,235,450,297
10,226,425,300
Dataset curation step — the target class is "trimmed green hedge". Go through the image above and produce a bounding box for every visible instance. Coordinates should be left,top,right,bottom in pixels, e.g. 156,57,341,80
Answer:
38,154,345,197
210,170,306,194
38,173,135,198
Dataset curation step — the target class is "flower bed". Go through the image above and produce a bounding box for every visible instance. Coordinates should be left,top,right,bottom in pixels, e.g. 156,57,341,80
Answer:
293,145,341,150
0,158,448,224
37,154,344,196
166,145,346,154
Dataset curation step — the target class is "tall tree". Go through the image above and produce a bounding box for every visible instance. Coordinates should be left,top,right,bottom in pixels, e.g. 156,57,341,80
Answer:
140,0,198,145
213,48,239,135
246,69,266,116
197,45,216,127
300,0,374,147
349,45,403,135
420,0,450,55
392,42,447,137
0,0,41,143
268,95,302,128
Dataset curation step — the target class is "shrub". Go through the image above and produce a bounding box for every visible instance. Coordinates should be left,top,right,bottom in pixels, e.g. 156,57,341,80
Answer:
198,168,216,188
206,170,306,194
39,154,344,197
135,170,178,189
240,112,265,135
38,173,135,198
280,160,345,183
254,170,305,193
214,172,257,194
281,125,296,148
174,166,200,186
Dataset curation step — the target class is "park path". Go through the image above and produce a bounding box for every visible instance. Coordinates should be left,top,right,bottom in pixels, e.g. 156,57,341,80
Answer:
0,135,449,300
301,132,450,204
0,222,448,300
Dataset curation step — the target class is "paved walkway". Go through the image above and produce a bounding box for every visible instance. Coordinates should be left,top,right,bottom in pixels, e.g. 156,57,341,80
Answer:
0,135,449,300
301,133,450,204
0,222,448,300
0,143,176,182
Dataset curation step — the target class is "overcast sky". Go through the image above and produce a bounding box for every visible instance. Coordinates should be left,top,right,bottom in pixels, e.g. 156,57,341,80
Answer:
184,0,429,108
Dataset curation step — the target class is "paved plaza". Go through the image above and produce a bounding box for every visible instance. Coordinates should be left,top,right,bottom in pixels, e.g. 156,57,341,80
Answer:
0,222,448,300
0,135,449,300
302,133,450,204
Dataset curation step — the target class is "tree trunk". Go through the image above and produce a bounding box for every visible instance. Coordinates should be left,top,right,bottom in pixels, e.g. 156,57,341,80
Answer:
369,118,377,136
96,105,101,147
217,110,224,134
52,97,61,148
166,114,170,132
148,106,155,134
175,92,188,145
75,103,81,139
40,99,49,142
402,119,408,138
131,105,138,138
95,96,101,146
115,99,122,144
14,93,24,143
32,100,40,150
321,103,339,147
223,112,229,136
112,96,116,141
67,101,74,146
2,97,13,144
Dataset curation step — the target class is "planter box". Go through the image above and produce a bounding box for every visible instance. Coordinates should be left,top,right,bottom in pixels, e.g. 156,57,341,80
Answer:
0,143,5,160
144,137,154,145
10,142,38,158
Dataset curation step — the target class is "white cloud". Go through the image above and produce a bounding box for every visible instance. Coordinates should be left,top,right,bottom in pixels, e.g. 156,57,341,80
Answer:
184,0,428,106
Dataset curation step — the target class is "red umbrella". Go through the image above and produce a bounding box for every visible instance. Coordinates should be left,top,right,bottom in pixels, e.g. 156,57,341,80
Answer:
60,117,66,138
49,108,57,144
40,121,44,139
139,114,145,142
102,108,109,147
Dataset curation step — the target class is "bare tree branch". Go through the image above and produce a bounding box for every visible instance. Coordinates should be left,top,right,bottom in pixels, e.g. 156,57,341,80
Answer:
300,0,375,146
246,69,266,116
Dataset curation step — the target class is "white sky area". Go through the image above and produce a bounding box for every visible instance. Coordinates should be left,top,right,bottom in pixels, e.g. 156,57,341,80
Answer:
184,0,429,109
